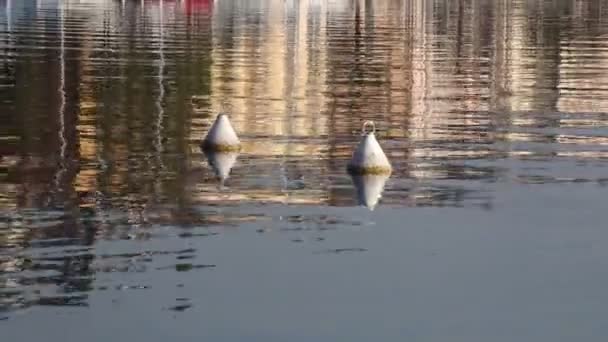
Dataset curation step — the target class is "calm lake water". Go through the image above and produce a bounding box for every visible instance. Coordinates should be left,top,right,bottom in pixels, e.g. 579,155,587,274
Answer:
2,0,608,340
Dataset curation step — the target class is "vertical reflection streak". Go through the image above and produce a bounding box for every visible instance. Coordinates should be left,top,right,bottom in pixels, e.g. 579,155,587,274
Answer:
54,1,67,195
155,0,165,163
278,0,291,202
6,0,11,38
4,0,11,70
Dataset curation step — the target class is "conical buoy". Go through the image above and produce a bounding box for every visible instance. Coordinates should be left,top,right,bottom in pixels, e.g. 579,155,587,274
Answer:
204,150,239,184
351,174,390,210
202,113,241,152
347,121,392,175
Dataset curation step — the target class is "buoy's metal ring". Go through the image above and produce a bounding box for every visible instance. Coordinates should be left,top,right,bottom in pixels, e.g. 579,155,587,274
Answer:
362,121,376,135
219,102,232,114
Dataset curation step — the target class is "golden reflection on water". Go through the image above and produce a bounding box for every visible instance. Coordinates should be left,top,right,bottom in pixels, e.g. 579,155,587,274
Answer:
1,0,608,212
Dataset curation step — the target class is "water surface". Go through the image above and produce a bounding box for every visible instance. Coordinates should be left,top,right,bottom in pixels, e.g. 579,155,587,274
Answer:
2,0,608,341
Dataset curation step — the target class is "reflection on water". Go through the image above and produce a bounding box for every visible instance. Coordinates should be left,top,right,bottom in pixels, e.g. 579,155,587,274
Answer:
351,173,390,210
203,150,239,184
2,0,608,330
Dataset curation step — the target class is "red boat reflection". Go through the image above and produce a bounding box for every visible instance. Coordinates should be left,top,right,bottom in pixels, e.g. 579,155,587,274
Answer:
130,0,213,15
184,0,213,15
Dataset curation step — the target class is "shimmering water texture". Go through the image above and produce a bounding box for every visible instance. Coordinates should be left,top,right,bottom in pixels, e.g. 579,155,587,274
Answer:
3,0,608,341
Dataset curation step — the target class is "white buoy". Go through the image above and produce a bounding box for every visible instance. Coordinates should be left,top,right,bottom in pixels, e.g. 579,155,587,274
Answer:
202,113,241,152
351,174,390,210
204,150,239,183
347,121,392,175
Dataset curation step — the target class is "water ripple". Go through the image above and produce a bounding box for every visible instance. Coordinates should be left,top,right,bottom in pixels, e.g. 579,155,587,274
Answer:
2,0,608,318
